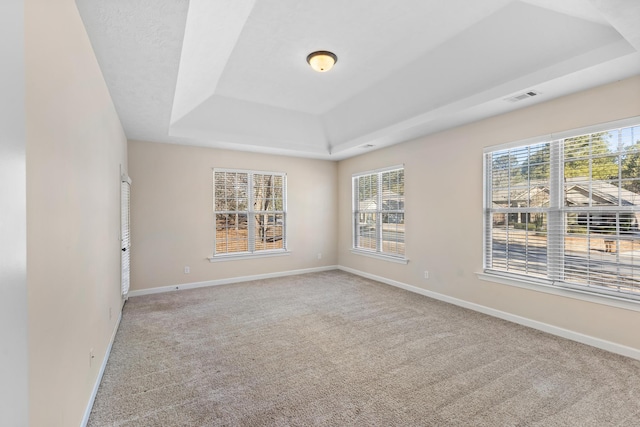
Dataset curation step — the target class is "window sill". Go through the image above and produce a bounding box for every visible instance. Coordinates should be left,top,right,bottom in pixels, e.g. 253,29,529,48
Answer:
350,249,408,264
476,271,640,313
208,250,290,262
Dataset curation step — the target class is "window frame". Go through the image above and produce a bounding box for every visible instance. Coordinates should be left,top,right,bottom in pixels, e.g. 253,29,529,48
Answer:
211,168,288,261
352,165,407,263
482,117,640,303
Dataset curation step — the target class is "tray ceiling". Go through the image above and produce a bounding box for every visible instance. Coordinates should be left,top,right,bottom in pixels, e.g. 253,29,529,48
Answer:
76,0,640,159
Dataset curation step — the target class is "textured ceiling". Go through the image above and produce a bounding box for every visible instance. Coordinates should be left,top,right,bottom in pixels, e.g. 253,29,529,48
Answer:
76,0,640,160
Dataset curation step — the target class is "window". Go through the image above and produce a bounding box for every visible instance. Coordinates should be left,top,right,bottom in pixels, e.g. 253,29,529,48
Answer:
213,169,286,257
353,166,405,260
484,120,640,300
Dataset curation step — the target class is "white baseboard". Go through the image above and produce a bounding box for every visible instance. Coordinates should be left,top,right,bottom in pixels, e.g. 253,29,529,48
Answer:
338,266,640,361
127,265,339,297
81,311,122,427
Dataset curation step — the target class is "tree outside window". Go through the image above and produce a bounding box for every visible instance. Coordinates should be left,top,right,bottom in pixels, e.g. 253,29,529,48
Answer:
214,169,286,256
485,124,640,299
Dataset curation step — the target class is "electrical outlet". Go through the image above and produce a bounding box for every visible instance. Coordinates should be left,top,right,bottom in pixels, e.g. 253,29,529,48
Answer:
184,266,190,274
317,253,322,260
109,307,112,320
424,270,429,279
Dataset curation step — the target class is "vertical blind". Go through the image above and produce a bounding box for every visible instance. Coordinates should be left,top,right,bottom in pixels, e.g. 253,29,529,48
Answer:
121,178,131,297
485,123,640,300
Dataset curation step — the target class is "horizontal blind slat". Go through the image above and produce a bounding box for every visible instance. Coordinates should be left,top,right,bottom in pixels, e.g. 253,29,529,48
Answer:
485,123,640,299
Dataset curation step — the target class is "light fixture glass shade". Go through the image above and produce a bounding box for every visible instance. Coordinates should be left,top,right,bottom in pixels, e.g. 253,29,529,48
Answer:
307,51,337,72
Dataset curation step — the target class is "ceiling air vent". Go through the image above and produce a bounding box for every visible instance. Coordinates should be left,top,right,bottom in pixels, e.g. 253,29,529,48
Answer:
504,90,540,103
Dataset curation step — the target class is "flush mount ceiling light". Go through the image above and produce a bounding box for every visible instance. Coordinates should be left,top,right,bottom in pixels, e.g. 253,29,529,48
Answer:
306,51,337,72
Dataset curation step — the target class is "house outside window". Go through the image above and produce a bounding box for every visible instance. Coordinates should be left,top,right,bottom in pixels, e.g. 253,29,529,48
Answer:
213,169,287,258
352,166,405,261
484,120,640,300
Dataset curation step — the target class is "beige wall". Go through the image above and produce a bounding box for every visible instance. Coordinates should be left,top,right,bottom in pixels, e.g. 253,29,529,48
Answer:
128,140,338,290
25,0,128,425
338,75,640,351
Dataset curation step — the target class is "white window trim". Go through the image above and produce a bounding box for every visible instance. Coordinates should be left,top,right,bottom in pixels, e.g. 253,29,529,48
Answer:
212,168,287,260
350,248,409,264
483,117,640,154
482,116,640,303
352,164,406,262
352,164,406,177
476,271,640,313
208,250,290,262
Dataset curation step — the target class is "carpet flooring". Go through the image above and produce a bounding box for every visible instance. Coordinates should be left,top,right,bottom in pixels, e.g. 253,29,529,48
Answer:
88,270,640,426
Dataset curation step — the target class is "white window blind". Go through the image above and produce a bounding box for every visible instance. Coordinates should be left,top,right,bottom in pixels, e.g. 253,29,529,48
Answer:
213,169,286,256
353,166,405,258
485,122,640,300
121,177,131,297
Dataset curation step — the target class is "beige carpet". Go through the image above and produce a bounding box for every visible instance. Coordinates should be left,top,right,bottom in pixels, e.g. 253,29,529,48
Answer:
88,270,640,426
